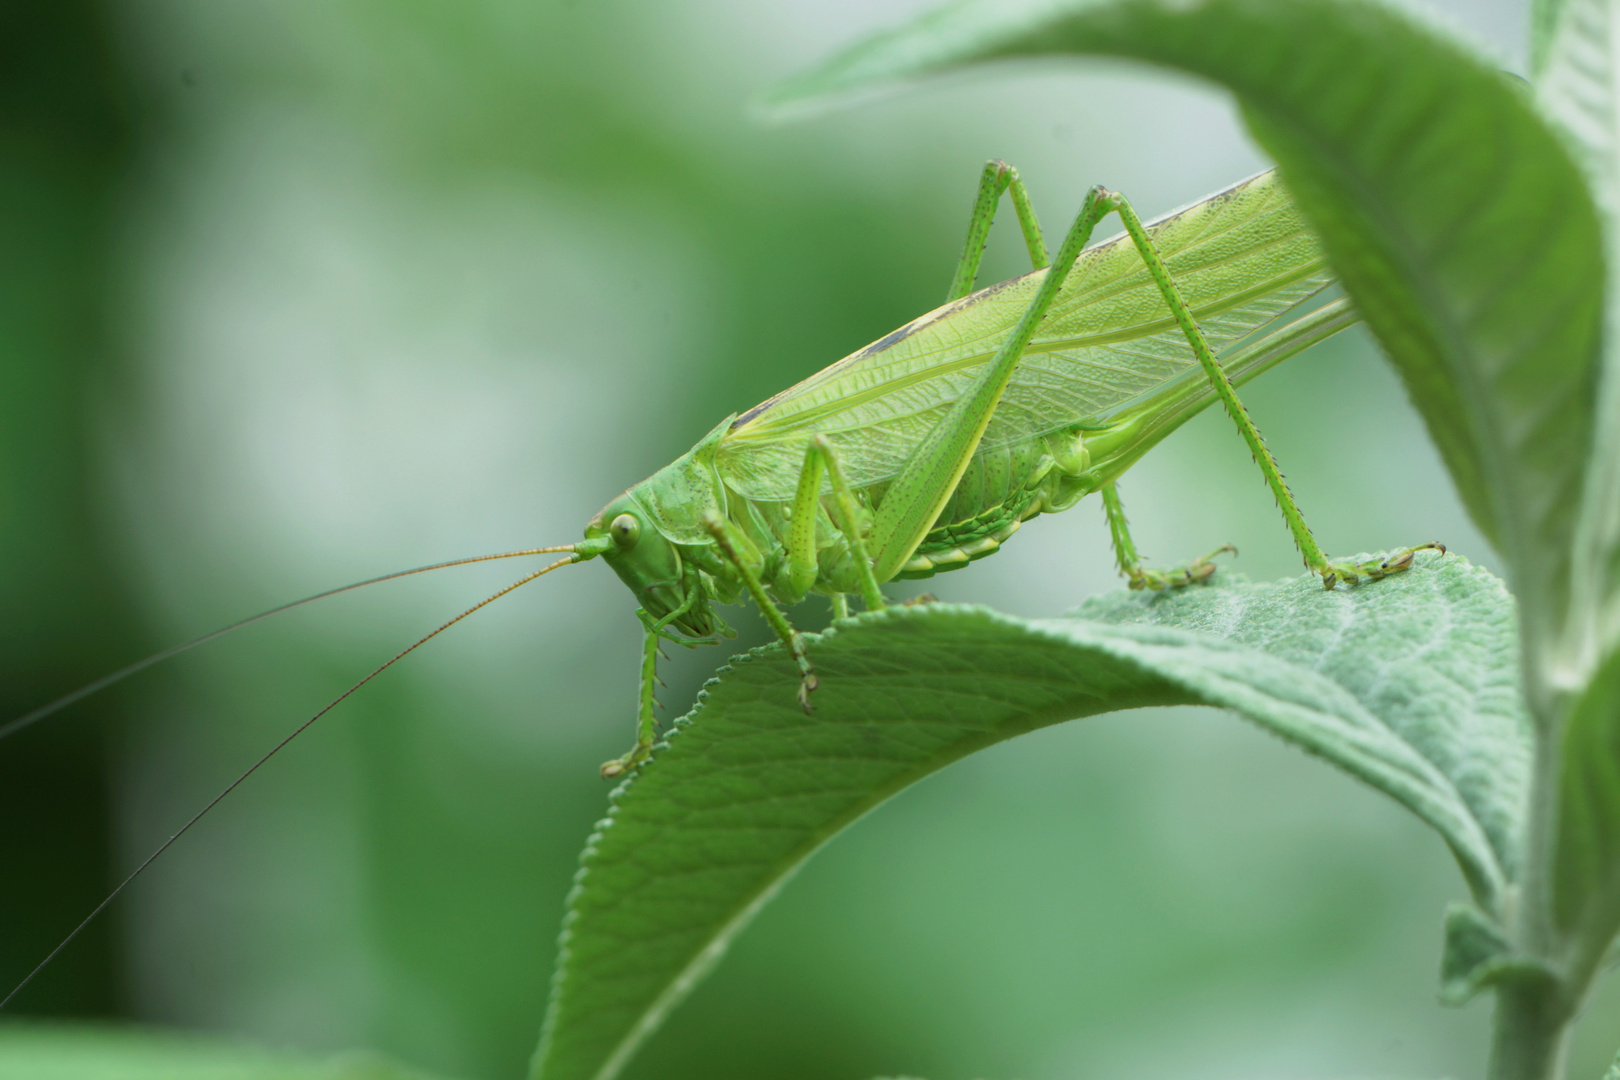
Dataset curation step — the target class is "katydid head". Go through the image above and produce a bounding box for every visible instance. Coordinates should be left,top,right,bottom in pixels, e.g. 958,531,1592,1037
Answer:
585,492,720,638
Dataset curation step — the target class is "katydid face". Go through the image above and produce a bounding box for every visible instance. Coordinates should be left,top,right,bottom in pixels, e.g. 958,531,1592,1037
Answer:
586,494,717,638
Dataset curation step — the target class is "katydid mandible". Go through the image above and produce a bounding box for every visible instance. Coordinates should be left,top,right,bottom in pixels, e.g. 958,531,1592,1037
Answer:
560,161,1442,778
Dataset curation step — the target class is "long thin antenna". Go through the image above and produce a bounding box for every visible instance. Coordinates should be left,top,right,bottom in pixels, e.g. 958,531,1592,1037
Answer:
0,546,580,742
0,554,578,1012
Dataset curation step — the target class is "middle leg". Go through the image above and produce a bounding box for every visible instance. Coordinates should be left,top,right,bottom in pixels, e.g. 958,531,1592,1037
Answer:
786,435,887,612
1102,481,1235,590
705,510,818,711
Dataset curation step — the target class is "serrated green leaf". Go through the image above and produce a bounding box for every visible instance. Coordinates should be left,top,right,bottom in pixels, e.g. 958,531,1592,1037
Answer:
766,0,1605,718
1553,645,1620,981
532,556,1527,1080
0,1024,461,1080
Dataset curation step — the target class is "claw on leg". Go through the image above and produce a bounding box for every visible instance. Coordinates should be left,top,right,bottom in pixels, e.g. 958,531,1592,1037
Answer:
603,598,697,780
1127,543,1237,591
600,754,630,780
1318,541,1446,589
602,730,657,780
790,631,818,713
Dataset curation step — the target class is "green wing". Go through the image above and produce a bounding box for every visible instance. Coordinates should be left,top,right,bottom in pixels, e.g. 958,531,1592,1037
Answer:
717,169,1330,502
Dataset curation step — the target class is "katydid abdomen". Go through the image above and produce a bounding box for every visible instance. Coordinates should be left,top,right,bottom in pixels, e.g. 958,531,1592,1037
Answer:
791,428,1087,581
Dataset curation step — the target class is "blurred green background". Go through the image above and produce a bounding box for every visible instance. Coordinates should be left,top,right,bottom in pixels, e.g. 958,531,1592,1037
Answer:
6,1,1618,1078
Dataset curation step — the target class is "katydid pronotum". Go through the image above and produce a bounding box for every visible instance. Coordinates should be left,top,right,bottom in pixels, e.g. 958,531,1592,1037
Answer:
0,161,1441,1006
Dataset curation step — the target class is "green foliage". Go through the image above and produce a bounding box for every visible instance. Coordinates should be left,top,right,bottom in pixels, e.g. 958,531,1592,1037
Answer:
1536,0,1620,676
534,554,1518,1080
14,0,1620,1077
0,1026,460,1080
766,0,1607,719
1440,903,1556,1008
1539,0,1620,1049
1554,650,1620,975
1532,0,1577,75
536,1,1620,1079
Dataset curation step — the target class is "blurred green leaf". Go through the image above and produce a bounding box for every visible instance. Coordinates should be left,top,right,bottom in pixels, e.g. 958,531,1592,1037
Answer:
0,1025,463,1080
1536,0,1620,683
1539,0,1620,1007
1535,0,1616,181
533,555,1526,1080
1533,0,1577,76
1553,646,1620,978
766,0,1606,717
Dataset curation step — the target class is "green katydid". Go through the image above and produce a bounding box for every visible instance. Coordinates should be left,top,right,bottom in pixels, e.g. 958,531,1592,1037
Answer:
0,161,1442,1008
558,161,1442,778
0,163,1415,779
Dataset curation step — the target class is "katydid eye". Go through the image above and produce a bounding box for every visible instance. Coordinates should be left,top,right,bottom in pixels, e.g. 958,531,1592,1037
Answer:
610,513,640,549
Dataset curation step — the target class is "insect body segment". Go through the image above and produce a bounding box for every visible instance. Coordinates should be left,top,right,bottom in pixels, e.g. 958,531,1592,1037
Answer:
582,162,1444,779
897,427,1090,578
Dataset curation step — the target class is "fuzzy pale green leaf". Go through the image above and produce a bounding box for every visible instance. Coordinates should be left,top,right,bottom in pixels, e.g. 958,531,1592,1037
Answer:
767,0,1605,719
531,555,1527,1080
0,1025,459,1080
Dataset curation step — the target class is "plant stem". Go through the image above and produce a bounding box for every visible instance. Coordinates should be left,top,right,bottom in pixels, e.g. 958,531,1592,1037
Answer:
1489,714,1576,1080
1487,979,1573,1080
1520,714,1564,955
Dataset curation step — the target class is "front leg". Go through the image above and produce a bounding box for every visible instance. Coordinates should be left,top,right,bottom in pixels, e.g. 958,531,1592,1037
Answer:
598,613,670,780
704,511,818,711
600,577,702,780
